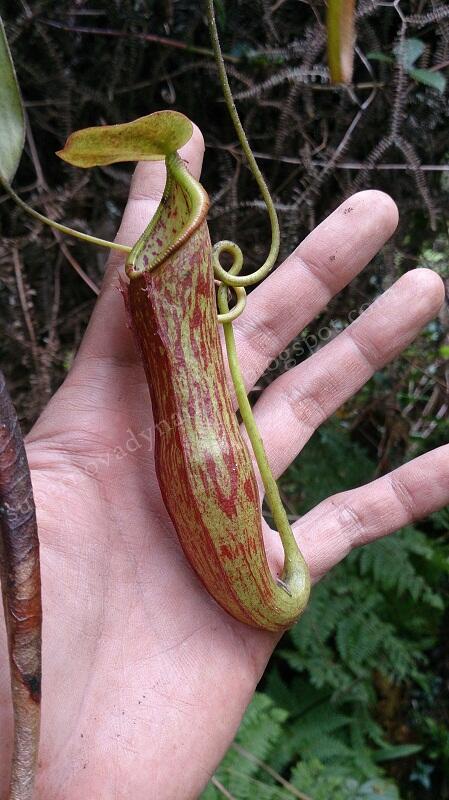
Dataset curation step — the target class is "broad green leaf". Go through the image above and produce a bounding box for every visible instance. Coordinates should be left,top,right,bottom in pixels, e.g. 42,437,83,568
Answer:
409,67,447,93
394,38,425,70
0,15,25,183
326,0,356,84
56,111,193,168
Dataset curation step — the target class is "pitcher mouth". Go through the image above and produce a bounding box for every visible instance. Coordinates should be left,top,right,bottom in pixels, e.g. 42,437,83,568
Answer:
126,153,209,280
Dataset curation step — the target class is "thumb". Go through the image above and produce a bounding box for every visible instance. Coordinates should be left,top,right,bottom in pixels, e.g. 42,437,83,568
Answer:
26,124,205,447
114,121,205,251
77,122,205,364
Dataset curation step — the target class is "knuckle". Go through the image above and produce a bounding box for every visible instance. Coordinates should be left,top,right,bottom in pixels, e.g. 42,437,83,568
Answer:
237,312,281,363
349,330,385,370
337,497,368,547
388,473,417,521
283,382,328,431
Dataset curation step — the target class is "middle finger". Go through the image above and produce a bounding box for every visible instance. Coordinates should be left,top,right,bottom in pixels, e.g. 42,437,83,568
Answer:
252,267,444,480
234,189,398,390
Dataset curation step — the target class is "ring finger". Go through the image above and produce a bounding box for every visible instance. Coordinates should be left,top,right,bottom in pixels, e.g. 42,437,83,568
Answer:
251,267,445,480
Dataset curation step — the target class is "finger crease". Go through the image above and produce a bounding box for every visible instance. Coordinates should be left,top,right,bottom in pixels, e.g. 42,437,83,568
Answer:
236,313,283,363
387,474,417,522
129,190,162,204
347,329,385,371
283,383,328,431
338,500,367,548
297,254,340,297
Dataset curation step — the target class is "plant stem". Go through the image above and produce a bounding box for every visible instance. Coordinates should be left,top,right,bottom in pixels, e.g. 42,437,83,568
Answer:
1,178,131,254
206,0,280,287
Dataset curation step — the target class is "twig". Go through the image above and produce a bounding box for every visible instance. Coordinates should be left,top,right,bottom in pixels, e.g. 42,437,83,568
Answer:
12,242,54,410
224,764,313,799
231,743,313,800
210,776,237,799
40,20,241,64
12,246,39,370
248,151,449,171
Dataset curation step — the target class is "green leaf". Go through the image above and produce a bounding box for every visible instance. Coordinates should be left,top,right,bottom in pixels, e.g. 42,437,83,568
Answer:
0,15,25,183
408,68,447,93
205,694,288,798
439,345,449,359
326,0,356,84
289,760,401,800
394,38,425,70
56,111,193,168
422,248,445,263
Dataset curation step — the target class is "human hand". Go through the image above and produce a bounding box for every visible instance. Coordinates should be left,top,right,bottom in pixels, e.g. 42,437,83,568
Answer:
1,126,447,800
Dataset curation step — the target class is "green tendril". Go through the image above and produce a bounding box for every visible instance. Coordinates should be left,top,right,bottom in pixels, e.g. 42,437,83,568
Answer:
207,0,308,597
1,178,131,254
217,285,309,594
216,285,247,323
205,0,280,288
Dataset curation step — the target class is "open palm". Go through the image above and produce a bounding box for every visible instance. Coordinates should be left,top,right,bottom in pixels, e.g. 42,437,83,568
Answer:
1,127,447,800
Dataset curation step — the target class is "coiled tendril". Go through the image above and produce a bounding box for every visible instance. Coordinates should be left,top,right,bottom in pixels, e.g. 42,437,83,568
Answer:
206,0,281,325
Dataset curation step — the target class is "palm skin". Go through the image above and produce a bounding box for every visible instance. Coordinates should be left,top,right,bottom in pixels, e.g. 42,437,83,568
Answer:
1,127,447,800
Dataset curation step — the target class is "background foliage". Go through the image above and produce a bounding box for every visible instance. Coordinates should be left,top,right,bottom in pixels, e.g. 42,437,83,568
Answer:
0,1,448,798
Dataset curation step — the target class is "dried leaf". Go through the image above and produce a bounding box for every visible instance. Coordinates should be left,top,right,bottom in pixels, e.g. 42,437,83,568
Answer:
0,372,42,799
